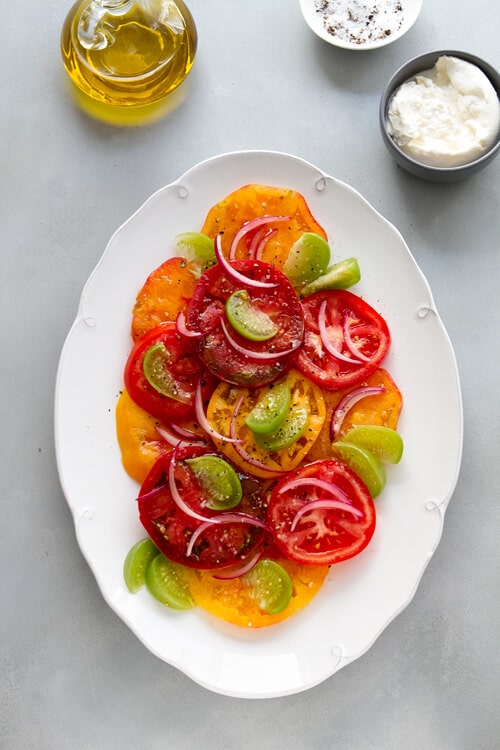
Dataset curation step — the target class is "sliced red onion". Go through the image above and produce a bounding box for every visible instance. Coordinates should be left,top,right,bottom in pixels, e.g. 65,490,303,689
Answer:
230,396,288,476
330,386,386,440
229,215,290,260
247,226,268,259
176,310,204,338
213,550,262,580
254,228,277,261
135,485,165,504
220,317,299,360
208,512,270,530
168,448,218,525
195,379,241,444
215,233,277,289
290,498,363,532
318,299,362,365
277,476,353,505
185,516,270,557
342,317,375,363
166,421,206,442
156,425,196,450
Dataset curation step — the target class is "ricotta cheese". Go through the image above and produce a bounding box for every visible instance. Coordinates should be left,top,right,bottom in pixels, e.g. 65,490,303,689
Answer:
387,55,500,167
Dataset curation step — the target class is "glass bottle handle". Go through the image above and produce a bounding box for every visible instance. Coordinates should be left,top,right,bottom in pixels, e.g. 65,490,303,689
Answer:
77,0,134,50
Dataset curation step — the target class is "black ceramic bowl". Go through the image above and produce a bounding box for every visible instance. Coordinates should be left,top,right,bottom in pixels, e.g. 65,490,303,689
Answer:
379,50,500,182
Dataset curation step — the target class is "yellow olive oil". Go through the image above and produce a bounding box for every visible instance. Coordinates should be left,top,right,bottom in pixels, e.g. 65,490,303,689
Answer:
61,0,197,125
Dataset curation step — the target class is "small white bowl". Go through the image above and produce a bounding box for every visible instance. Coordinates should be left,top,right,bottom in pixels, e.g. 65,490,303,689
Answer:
299,0,422,51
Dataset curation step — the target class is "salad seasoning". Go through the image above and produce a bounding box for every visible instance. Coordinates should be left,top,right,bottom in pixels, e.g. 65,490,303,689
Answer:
314,0,404,45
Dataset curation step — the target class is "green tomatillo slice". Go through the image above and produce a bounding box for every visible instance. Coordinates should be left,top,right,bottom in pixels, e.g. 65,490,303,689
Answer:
123,538,160,593
300,257,361,296
145,554,195,610
341,426,404,464
254,404,309,452
175,232,216,272
331,441,386,498
225,290,279,341
245,381,292,435
282,232,331,286
242,559,293,614
142,342,191,402
185,454,243,510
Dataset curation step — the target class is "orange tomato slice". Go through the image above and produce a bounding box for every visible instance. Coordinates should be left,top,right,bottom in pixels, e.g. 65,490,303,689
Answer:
189,557,329,628
200,184,327,269
206,369,326,479
131,256,200,341
307,368,403,462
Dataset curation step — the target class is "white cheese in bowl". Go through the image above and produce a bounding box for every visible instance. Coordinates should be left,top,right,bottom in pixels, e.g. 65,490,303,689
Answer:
387,55,500,167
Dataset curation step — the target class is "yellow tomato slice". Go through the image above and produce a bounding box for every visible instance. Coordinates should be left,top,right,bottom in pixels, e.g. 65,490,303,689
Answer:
200,184,328,269
307,368,403,462
131,256,200,341
115,390,169,484
189,558,329,628
206,369,326,478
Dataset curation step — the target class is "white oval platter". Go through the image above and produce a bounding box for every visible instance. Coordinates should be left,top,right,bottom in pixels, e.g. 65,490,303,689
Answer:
55,150,462,699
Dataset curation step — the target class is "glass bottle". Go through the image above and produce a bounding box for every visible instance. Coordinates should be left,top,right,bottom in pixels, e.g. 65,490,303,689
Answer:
61,0,197,125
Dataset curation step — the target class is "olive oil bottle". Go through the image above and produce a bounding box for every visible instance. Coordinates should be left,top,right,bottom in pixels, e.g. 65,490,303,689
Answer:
61,0,197,125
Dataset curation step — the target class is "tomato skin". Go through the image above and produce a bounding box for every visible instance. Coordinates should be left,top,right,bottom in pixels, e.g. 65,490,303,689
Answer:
296,290,391,390
187,260,304,387
267,459,376,566
138,446,268,570
124,323,204,422
131,256,200,341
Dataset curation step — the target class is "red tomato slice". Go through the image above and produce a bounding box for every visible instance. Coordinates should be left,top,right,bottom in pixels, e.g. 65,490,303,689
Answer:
267,459,376,565
124,323,204,422
187,260,304,387
138,446,268,569
296,290,391,390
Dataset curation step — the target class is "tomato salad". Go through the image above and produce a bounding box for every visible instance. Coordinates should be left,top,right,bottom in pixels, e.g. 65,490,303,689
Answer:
118,184,403,628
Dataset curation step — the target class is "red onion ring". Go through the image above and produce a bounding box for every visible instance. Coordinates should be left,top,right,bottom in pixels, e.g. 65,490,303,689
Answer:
156,425,201,450
277,476,353,505
195,379,241,444
318,299,362,365
290,498,363,532
213,550,262,580
166,421,206,442
220,317,300,361
229,215,290,260
330,386,386,440
342,317,376,363
185,520,214,556
168,447,218,525
246,226,268,259
176,310,204,338
186,515,270,557
135,485,165,504
215,234,278,289
254,228,277,260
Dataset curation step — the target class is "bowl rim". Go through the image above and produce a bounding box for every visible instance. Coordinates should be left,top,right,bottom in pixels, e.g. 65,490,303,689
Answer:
379,49,500,175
